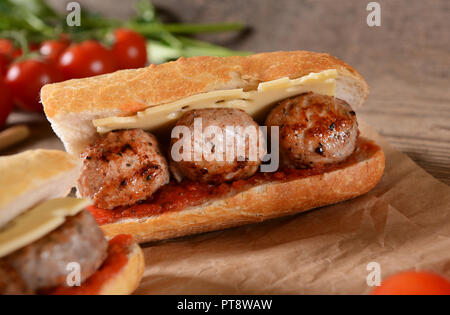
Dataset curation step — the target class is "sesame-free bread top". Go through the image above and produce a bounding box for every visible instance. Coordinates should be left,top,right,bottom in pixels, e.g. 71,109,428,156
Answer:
42,51,367,118
41,51,368,154
0,149,80,228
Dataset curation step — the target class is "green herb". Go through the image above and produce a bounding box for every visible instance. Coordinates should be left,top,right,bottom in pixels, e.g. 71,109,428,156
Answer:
0,0,251,63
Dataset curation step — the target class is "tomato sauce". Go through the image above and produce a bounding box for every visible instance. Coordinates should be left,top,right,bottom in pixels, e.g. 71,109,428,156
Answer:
88,139,380,226
50,234,133,295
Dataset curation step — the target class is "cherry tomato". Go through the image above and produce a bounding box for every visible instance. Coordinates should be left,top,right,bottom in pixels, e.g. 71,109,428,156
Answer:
58,40,117,79
0,39,18,57
5,59,63,112
0,74,13,128
58,33,71,45
28,42,40,52
13,43,40,59
0,53,10,75
40,40,70,65
372,271,450,295
0,40,39,59
112,28,147,69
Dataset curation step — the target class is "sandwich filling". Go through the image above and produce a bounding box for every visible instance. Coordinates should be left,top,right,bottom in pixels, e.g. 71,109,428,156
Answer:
0,198,109,294
49,234,134,295
78,69,361,218
88,139,380,225
93,69,337,133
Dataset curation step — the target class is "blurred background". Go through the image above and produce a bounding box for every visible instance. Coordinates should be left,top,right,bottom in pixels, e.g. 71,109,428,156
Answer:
1,0,449,184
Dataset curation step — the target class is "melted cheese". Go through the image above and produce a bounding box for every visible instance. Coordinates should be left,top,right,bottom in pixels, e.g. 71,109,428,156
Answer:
93,69,337,133
0,198,91,258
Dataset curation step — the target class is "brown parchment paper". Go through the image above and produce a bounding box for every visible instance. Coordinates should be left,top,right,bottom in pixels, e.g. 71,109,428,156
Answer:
135,120,450,295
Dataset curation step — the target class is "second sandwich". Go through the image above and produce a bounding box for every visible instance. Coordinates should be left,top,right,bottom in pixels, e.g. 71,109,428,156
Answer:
0,150,144,295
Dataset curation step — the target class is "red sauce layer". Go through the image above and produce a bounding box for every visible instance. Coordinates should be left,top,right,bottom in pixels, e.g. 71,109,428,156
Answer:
50,234,133,295
88,139,379,226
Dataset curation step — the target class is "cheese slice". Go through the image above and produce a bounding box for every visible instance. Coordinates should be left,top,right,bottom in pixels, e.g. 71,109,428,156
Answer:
0,198,91,258
93,69,337,133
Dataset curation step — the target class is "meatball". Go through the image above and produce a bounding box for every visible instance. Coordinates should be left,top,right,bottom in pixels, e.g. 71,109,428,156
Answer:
78,129,170,209
169,108,265,184
0,260,31,295
2,211,107,292
265,92,358,167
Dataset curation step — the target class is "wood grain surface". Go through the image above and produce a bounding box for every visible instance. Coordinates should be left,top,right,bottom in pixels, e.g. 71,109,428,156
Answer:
3,0,449,185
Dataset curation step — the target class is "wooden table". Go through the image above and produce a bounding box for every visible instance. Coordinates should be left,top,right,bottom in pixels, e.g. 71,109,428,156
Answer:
3,0,450,185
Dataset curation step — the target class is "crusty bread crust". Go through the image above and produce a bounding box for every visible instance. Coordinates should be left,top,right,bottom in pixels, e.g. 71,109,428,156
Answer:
0,150,80,228
42,51,367,118
99,140,385,244
97,242,145,295
41,51,369,155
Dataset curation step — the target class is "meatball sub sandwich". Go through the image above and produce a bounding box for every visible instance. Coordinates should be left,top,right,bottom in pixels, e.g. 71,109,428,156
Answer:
41,51,385,243
0,150,144,295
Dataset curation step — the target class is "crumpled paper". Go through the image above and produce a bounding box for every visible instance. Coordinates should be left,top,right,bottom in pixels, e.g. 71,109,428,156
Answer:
135,120,450,294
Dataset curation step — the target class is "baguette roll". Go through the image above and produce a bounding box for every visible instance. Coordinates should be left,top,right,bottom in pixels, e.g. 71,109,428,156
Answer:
41,51,383,244
96,242,144,295
0,150,144,295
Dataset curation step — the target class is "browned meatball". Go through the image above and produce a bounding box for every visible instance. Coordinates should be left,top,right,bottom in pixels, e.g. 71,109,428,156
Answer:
266,92,358,167
0,260,31,295
78,129,170,209
2,211,107,292
169,108,265,184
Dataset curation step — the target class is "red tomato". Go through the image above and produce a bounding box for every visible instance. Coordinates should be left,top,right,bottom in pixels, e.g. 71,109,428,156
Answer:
0,75,13,128
58,40,117,79
40,40,70,65
58,33,71,45
12,43,40,59
112,28,147,69
0,39,18,57
0,40,39,59
372,271,450,295
0,54,10,75
28,43,40,52
5,59,63,112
